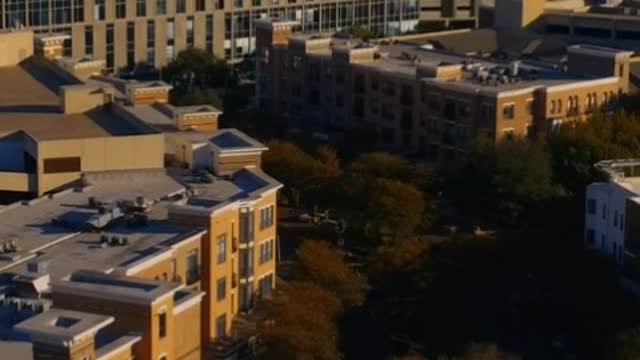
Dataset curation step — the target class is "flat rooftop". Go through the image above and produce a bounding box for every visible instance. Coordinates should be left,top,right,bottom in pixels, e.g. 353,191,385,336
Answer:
54,270,181,303
0,170,186,274
15,308,113,343
177,167,281,211
0,61,155,141
209,129,268,152
289,33,628,94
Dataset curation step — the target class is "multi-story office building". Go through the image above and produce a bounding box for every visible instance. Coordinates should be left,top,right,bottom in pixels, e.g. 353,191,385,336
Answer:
0,0,479,69
493,0,640,50
256,19,633,161
585,159,640,266
0,29,281,359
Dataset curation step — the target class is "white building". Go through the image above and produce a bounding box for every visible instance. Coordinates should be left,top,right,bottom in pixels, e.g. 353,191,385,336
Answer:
585,159,640,264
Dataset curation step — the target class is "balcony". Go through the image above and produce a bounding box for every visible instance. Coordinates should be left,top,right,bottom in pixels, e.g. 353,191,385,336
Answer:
232,273,238,288
186,268,201,285
232,237,238,253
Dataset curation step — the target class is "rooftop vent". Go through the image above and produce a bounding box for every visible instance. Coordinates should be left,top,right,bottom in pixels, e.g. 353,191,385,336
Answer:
27,259,49,274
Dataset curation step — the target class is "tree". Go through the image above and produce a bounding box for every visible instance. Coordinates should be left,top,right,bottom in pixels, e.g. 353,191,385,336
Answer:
550,110,640,196
262,140,341,208
367,179,426,240
350,25,374,40
162,48,235,91
296,239,366,307
607,328,640,360
456,138,561,224
259,281,342,360
368,238,433,281
439,343,521,360
173,88,223,110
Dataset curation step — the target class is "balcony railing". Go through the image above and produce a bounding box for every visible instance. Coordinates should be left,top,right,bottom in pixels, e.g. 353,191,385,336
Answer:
232,273,238,288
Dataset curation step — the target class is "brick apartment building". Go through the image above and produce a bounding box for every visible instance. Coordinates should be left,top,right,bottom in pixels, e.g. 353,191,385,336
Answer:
256,19,633,161
0,29,281,359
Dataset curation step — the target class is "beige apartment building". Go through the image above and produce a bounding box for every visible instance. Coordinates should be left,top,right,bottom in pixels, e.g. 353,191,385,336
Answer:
0,0,479,69
0,28,281,360
256,19,633,161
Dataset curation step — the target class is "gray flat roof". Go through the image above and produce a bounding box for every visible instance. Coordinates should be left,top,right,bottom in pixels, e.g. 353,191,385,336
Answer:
0,340,32,359
174,167,282,213
15,308,113,343
209,128,268,152
54,270,181,303
0,170,185,273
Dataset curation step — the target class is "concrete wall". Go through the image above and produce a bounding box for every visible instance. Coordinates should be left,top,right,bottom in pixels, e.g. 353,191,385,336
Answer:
0,31,33,67
36,134,164,194
60,85,107,114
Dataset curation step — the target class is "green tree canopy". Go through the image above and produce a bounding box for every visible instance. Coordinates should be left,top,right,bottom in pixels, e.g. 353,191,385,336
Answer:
457,138,561,224
162,48,236,91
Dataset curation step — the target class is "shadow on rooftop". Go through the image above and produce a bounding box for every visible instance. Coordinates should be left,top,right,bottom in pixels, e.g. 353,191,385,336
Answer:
0,105,59,113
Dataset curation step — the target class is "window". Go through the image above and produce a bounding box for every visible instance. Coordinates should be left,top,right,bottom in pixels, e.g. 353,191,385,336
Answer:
84,26,93,56
186,17,194,48
156,0,166,14
29,0,50,27
126,22,135,69
371,77,379,91
586,229,595,245
215,314,226,339
186,249,199,284
116,0,126,18
260,239,274,264
166,19,175,61
43,157,81,174
73,0,84,22
52,0,71,24
259,273,273,295
239,209,254,244
206,15,213,52
217,234,226,264
136,0,146,16
239,249,254,277
196,0,205,11
587,198,596,214
159,312,166,338
146,20,155,65
526,99,534,115
94,0,105,20
381,80,395,96
614,210,619,227
217,277,226,301
234,0,242,8
401,85,413,105
503,103,515,119
381,103,394,120
106,24,114,68
176,0,186,12
260,205,275,230
602,204,607,220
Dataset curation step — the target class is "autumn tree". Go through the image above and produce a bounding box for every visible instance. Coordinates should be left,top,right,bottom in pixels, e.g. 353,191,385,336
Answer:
367,179,426,240
162,48,235,90
350,25,375,40
259,281,342,360
438,343,521,360
261,141,341,208
606,328,640,360
296,239,366,307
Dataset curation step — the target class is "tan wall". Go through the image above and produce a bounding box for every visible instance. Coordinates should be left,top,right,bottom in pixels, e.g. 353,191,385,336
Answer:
174,303,202,360
97,344,137,360
0,172,31,192
0,31,33,67
60,85,106,114
128,234,203,287
52,292,184,360
215,153,262,175
36,134,164,195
